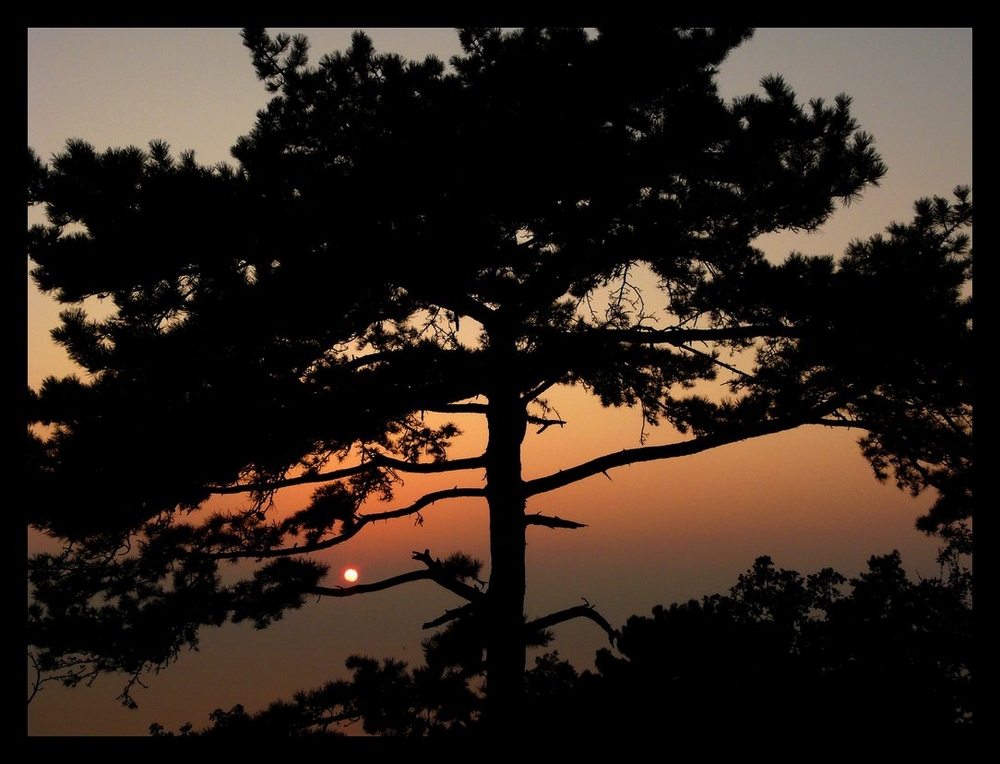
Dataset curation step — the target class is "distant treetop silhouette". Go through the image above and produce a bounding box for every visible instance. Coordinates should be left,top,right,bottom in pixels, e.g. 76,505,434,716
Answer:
28,27,971,734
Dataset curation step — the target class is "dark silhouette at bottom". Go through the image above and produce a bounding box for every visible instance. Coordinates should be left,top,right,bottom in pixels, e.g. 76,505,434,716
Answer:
151,547,971,739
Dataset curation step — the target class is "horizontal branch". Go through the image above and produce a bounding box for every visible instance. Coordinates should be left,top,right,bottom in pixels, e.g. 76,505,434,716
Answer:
524,513,587,530
427,402,488,415
308,549,484,604
524,416,818,498
594,324,802,345
816,417,868,429
203,417,862,562
309,570,430,597
209,453,486,496
530,416,567,434
526,600,620,647
205,486,486,560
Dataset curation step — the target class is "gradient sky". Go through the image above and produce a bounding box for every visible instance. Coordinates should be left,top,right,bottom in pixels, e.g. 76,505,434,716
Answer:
27,28,972,736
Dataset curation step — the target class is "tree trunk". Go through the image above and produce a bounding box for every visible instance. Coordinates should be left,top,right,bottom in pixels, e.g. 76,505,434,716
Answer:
483,334,528,734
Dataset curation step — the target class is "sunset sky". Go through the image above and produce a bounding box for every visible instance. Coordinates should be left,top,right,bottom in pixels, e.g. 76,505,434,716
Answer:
27,28,972,736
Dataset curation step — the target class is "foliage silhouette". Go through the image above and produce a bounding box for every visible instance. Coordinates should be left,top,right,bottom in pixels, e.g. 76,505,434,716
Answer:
149,551,971,737
588,552,971,737
28,27,971,733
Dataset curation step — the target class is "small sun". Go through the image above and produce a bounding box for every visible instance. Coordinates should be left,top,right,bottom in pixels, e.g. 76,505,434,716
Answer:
344,568,359,583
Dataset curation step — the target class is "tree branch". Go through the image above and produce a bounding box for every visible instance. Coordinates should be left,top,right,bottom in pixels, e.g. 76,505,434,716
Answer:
309,570,431,598
525,416,818,498
676,341,753,380
576,323,803,346
308,549,485,604
422,602,477,629
529,415,567,433
411,548,487,603
26,651,43,706
428,402,488,415
206,418,856,561
524,513,587,530
205,486,486,560
210,453,486,495
526,600,620,647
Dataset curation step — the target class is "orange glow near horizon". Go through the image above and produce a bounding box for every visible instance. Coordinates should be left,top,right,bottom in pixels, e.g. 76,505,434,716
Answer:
27,27,970,736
